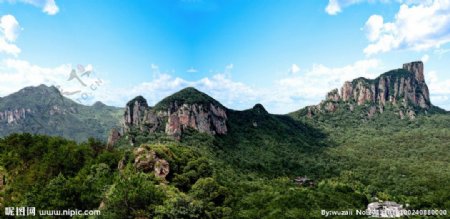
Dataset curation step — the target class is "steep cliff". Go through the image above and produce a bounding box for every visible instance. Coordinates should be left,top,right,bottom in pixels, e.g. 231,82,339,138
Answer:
120,87,228,140
303,61,436,119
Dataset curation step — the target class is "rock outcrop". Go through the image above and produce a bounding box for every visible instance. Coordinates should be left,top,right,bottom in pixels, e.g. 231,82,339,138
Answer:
252,103,268,114
306,61,432,119
133,146,170,180
164,102,227,139
107,128,121,148
123,96,149,133
122,87,228,140
0,108,31,124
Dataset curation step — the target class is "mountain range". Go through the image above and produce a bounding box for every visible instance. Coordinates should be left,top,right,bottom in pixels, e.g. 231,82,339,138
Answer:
1,61,449,218
107,61,447,146
0,61,447,143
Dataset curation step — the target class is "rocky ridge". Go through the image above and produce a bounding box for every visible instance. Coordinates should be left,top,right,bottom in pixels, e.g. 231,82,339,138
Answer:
120,87,228,140
305,61,432,119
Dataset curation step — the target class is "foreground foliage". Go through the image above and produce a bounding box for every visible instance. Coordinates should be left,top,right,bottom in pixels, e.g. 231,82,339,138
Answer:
0,109,449,218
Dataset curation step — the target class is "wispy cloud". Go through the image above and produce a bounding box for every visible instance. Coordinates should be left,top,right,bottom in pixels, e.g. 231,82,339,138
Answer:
186,67,198,73
2,0,60,15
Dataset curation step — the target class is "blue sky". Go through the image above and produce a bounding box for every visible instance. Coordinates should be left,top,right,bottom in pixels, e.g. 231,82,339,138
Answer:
0,0,449,113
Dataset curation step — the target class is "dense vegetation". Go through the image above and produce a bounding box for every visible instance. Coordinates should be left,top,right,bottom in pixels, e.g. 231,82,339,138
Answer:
153,87,224,111
0,102,449,218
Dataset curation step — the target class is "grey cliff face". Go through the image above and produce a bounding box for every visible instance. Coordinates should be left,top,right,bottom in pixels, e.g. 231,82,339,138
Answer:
165,102,227,139
309,61,432,119
0,108,31,124
121,93,228,140
403,61,425,83
123,96,149,132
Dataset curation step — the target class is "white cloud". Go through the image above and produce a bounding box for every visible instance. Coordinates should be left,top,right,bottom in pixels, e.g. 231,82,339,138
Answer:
0,15,21,56
364,15,384,42
0,58,107,107
2,0,60,15
0,59,383,114
426,70,450,109
0,58,71,96
325,0,417,15
421,54,430,63
272,59,382,112
87,71,258,112
364,0,450,55
0,15,20,41
325,0,343,15
0,38,20,56
289,64,300,74
426,70,450,95
2,58,448,114
41,0,59,15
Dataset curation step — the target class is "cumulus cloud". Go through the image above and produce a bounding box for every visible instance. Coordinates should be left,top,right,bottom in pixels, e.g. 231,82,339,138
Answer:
0,58,107,107
0,58,71,96
0,15,21,56
41,0,59,15
421,54,430,63
116,73,258,109
325,0,344,15
364,0,450,55
2,59,448,114
272,59,382,112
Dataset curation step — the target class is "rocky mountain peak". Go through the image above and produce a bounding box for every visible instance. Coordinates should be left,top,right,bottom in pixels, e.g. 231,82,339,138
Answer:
153,87,223,111
92,101,107,108
124,96,149,132
121,88,228,141
403,61,425,83
304,61,433,119
252,103,268,114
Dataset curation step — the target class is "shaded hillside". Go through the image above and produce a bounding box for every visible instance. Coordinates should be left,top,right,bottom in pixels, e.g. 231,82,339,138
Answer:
0,85,123,141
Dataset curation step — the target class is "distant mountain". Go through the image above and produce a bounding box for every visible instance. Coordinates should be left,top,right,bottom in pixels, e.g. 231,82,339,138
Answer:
0,85,123,141
291,61,447,120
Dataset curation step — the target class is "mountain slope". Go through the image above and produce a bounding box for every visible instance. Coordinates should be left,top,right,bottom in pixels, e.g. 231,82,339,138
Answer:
291,61,447,120
0,85,123,141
